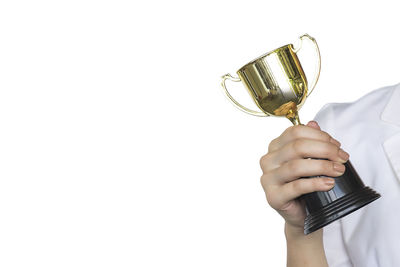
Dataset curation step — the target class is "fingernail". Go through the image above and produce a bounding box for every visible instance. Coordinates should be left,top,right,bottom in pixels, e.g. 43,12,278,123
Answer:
324,178,335,186
330,137,341,147
338,149,350,162
333,162,345,174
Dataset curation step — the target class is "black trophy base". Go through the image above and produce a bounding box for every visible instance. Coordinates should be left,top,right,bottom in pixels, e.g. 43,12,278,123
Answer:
301,161,381,235
304,186,380,234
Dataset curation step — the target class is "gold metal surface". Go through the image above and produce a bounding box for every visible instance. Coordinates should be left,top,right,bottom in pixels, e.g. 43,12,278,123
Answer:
221,34,321,125
221,74,268,117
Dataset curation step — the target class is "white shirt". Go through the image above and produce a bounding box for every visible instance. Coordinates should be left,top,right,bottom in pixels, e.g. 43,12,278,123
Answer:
314,83,400,267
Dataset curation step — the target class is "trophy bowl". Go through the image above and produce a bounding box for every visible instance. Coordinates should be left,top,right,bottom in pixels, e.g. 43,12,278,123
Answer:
220,34,380,234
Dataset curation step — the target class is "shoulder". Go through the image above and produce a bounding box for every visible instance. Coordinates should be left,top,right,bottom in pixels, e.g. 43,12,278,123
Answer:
314,83,399,136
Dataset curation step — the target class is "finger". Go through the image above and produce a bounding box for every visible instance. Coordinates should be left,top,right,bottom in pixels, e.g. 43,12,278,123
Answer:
270,138,350,166
276,177,335,208
267,159,345,184
306,122,341,147
306,120,321,130
268,124,340,153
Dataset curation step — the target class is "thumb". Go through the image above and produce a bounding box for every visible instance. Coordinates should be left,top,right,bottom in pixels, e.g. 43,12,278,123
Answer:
306,120,321,130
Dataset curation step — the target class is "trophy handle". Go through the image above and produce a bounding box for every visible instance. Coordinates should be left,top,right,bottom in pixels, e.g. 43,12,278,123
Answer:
293,34,321,97
220,73,268,117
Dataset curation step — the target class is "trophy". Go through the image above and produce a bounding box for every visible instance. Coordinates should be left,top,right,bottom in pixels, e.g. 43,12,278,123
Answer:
220,34,380,234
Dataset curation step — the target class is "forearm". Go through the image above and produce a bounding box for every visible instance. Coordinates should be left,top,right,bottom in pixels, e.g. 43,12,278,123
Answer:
285,223,328,267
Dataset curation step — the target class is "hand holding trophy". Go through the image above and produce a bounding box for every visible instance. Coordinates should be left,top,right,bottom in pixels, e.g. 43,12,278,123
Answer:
220,34,380,234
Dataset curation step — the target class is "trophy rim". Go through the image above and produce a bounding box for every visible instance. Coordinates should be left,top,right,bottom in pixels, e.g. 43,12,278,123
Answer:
237,43,294,73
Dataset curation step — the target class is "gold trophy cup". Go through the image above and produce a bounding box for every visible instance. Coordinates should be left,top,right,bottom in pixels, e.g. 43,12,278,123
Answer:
221,34,380,234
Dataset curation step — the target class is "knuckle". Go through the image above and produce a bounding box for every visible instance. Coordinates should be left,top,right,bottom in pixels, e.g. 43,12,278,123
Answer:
259,154,269,169
291,177,326,196
286,160,300,173
323,131,333,142
291,125,304,138
283,125,295,135
331,145,341,158
300,178,317,193
292,139,305,155
321,143,337,158
260,153,276,172
291,180,303,193
262,184,280,209
259,156,265,169
266,191,279,209
268,139,277,152
260,172,273,186
260,174,268,187
310,178,321,189
318,160,332,173
327,160,336,172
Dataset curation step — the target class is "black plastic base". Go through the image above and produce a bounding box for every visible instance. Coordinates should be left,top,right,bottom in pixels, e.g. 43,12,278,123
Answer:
301,161,381,235
304,186,380,234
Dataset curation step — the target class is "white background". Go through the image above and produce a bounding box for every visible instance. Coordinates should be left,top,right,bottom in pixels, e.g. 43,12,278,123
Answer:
0,0,399,266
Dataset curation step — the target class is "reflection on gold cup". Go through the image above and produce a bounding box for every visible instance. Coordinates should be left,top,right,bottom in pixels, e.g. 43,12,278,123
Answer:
221,34,320,125
221,34,380,235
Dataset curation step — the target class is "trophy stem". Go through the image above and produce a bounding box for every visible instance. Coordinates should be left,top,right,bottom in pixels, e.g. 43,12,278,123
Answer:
273,101,301,125
287,110,301,126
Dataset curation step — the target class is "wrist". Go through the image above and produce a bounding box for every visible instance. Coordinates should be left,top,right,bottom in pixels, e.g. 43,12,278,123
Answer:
285,223,328,267
284,223,323,243
284,223,305,239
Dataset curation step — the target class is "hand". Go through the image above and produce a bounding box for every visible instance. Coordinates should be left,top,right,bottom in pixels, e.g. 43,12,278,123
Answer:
259,121,349,233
